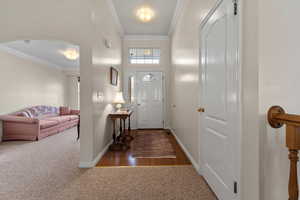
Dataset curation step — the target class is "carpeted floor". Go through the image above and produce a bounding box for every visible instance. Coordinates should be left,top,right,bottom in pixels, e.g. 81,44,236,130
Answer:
0,128,82,200
55,166,217,200
0,128,216,200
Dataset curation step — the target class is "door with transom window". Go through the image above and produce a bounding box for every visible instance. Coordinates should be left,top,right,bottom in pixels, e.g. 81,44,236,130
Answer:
136,71,164,129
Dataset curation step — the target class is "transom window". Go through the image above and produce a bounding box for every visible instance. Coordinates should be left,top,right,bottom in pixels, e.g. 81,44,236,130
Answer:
129,48,160,64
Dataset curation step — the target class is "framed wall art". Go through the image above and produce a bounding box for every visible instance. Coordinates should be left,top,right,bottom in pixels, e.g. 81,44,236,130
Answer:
110,67,118,86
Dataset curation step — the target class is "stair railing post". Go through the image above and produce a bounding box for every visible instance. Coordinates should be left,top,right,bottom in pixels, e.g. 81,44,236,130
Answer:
268,106,300,200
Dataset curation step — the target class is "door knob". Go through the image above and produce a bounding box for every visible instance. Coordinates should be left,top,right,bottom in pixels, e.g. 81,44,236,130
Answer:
198,108,205,113
137,104,141,106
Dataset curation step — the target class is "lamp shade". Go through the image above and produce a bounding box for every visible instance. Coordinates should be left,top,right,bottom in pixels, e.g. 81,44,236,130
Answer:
114,92,125,104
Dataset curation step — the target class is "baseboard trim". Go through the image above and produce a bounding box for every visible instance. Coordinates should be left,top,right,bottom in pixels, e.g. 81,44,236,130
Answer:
168,127,200,174
79,140,112,168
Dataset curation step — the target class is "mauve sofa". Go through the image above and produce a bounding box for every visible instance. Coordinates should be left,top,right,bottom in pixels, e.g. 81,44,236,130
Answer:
0,105,79,141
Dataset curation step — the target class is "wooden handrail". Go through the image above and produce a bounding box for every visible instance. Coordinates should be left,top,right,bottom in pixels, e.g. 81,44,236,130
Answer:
268,106,300,200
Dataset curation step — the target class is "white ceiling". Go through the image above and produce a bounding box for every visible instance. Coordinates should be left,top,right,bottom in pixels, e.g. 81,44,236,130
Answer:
0,40,79,69
111,0,178,36
0,2,179,69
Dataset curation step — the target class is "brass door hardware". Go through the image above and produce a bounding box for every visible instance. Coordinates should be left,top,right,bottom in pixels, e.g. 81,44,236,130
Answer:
198,108,205,113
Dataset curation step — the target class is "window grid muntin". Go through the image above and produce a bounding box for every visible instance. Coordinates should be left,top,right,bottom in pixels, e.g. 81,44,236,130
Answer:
129,48,160,64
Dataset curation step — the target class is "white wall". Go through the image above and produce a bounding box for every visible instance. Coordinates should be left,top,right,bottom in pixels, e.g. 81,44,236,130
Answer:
0,49,68,141
259,0,300,199
0,49,68,114
66,75,80,110
170,0,216,167
0,0,122,166
89,0,122,161
170,0,260,199
122,38,171,129
241,0,260,199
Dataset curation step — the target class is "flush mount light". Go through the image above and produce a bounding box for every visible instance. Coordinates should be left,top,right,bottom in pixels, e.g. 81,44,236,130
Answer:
60,48,79,60
136,6,155,23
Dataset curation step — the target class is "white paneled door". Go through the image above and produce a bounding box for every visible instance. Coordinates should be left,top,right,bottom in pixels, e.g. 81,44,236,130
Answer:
136,72,164,129
200,0,240,199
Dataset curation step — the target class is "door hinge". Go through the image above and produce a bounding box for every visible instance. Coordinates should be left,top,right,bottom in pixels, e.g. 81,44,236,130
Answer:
233,0,238,15
234,181,238,194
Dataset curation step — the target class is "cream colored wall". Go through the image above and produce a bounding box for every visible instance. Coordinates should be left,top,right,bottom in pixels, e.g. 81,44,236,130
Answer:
0,49,68,141
0,0,93,164
122,39,171,129
91,0,122,160
241,0,260,199
170,0,260,199
66,76,80,110
170,0,216,167
259,0,300,199
0,0,121,166
0,50,67,114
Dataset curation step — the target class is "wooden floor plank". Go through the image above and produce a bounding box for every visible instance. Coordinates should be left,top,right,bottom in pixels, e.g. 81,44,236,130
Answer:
97,129,191,167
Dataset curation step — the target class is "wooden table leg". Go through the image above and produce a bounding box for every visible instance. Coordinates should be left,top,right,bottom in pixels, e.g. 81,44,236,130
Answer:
128,115,133,140
109,119,123,151
128,115,131,132
122,117,134,143
113,119,116,143
77,120,80,140
120,118,122,135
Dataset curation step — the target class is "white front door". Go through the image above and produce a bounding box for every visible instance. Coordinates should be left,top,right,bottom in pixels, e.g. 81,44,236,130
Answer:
136,72,164,129
200,0,240,199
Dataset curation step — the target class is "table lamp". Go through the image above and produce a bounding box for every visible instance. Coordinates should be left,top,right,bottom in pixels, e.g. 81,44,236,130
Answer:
114,92,125,112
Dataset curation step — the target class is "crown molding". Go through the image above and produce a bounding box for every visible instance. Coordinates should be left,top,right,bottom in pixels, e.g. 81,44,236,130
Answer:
105,0,124,36
123,35,169,41
168,0,189,36
62,68,80,76
0,45,68,71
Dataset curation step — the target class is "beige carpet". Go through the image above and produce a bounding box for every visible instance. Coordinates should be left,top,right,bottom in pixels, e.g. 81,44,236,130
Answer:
0,128,82,200
0,128,216,200
54,166,217,200
132,131,176,158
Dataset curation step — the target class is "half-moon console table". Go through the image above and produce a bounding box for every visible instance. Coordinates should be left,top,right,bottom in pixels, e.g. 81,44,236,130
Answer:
268,106,300,200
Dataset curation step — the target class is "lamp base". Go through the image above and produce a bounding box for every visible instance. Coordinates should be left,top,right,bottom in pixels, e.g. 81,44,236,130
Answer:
116,104,122,112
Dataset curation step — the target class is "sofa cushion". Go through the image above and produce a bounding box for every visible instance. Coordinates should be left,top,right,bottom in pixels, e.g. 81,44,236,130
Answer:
69,115,79,120
15,106,59,118
60,106,71,115
39,120,59,129
47,116,71,123
16,111,31,118
70,110,80,115
38,114,59,119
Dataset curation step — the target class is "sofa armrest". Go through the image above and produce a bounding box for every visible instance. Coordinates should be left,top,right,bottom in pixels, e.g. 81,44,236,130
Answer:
70,110,80,115
0,116,38,124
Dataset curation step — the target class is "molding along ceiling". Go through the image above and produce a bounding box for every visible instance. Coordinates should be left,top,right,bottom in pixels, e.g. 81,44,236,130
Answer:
123,35,169,41
168,0,189,36
0,45,63,70
0,40,80,70
105,0,124,36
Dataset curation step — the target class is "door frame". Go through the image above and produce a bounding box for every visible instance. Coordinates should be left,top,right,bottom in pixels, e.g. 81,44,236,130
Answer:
198,0,242,199
125,70,166,129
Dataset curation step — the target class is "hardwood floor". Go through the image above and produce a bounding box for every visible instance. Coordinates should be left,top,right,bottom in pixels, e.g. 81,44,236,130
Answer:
97,129,191,167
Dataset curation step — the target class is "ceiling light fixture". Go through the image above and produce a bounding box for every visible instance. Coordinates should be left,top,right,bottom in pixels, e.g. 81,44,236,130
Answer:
136,6,155,23
60,48,79,60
